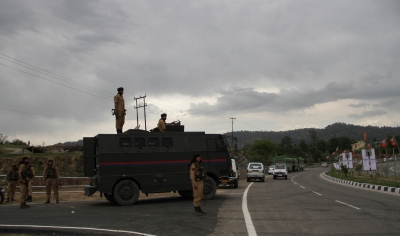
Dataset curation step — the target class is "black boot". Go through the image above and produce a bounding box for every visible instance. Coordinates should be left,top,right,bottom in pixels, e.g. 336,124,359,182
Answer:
20,204,29,209
26,196,32,202
6,198,10,202
194,207,203,216
117,129,122,134
198,206,207,214
44,199,50,204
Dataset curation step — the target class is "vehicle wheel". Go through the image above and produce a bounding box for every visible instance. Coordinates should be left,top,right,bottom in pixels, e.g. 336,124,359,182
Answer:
113,179,140,206
233,180,238,189
0,193,4,204
273,176,276,180
247,178,250,182
104,193,116,203
261,177,265,182
178,190,193,199
203,176,217,200
285,176,288,180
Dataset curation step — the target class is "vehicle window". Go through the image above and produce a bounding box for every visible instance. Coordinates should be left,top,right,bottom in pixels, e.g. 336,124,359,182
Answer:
249,164,262,169
162,138,173,146
148,138,159,146
276,166,285,169
120,138,131,147
134,138,145,147
216,140,225,151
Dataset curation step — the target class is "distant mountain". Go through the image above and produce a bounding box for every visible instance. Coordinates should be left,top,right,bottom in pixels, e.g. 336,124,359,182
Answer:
54,140,83,146
225,122,400,148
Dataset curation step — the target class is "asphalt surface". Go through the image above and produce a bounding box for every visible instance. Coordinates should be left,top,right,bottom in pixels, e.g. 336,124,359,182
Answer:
1,168,400,235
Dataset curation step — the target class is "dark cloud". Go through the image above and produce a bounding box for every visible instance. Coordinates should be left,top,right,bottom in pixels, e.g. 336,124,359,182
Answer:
1,0,400,144
348,110,388,119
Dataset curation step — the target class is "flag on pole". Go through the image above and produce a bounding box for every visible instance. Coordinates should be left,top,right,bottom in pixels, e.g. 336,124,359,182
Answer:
389,136,396,146
366,142,371,149
381,138,387,148
332,146,338,154
363,132,367,141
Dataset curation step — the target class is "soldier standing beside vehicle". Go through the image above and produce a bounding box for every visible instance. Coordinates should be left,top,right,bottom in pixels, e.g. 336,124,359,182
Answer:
189,154,207,216
26,164,35,202
18,157,32,209
5,164,18,202
114,87,126,134
43,160,60,204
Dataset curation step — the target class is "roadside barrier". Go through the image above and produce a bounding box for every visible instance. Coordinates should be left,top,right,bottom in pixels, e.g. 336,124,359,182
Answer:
323,172,400,194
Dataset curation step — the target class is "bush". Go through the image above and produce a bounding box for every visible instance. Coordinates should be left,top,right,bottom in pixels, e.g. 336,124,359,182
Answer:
340,164,349,177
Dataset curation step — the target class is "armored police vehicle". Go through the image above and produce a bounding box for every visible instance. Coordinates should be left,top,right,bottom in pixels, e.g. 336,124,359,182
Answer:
83,123,231,206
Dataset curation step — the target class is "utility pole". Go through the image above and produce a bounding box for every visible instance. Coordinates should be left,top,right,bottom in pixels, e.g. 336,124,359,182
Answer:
230,117,236,147
134,95,147,131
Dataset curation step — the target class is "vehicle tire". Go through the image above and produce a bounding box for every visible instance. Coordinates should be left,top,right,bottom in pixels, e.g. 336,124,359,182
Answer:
104,193,116,203
285,176,288,180
178,190,193,199
113,179,140,206
233,180,238,189
247,177,250,182
261,177,265,182
273,176,276,180
0,192,4,204
203,176,217,200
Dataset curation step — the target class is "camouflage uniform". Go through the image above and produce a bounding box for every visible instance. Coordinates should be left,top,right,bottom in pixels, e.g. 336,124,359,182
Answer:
18,162,32,208
43,164,60,203
190,162,207,215
114,93,125,132
6,165,18,202
27,165,35,202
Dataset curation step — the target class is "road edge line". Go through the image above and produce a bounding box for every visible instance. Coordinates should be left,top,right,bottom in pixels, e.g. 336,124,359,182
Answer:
242,182,257,236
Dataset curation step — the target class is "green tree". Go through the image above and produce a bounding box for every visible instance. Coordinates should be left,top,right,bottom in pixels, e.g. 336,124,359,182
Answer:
249,139,280,165
281,136,293,155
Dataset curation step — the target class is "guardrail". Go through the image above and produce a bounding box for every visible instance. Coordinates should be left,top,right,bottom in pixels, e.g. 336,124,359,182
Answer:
0,175,89,194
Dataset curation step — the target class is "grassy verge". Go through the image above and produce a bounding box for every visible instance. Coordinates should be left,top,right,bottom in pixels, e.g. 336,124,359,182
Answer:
327,169,400,188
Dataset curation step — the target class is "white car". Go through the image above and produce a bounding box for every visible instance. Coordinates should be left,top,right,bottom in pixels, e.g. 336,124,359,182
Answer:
228,159,240,188
268,165,275,175
247,162,265,182
273,165,288,180
321,162,327,167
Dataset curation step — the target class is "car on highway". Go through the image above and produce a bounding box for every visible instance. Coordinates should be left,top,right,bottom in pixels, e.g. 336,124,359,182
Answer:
273,164,288,180
247,162,265,182
227,159,240,188
268,165,275,175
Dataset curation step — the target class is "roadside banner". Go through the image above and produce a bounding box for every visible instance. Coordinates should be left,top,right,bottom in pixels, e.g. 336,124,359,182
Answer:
341,152,353,169
361,148,377,171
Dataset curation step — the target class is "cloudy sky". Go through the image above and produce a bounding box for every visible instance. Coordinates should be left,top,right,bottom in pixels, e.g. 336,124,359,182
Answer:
1,0,399,145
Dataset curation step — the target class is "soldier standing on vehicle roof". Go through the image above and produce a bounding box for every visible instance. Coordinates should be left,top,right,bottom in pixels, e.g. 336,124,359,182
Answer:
26,164,35,202
18,157,32,209
189,154,207,216
5,164,18,202
114,87,126,134
43,160,60,204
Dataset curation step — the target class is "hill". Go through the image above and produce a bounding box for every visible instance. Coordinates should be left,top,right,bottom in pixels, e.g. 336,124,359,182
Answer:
225,122,400,148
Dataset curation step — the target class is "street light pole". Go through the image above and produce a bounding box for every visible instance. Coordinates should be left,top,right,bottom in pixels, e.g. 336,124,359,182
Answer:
230,117,236,147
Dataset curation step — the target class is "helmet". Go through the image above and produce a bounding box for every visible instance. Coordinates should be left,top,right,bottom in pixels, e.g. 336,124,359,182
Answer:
117,87,124,92
161,113,167,117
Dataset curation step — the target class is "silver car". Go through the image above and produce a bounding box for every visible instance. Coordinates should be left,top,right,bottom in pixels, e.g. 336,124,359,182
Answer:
246,162,265,182
268,165,275,175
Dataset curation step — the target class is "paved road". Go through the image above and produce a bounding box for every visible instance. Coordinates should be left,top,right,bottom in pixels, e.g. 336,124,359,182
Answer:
213,168,400,235
1,168,399,235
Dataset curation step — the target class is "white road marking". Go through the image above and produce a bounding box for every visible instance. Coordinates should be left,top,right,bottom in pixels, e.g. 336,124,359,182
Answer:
0,225,155,236
294,182,297,184
335,200,360,210
242,183,257,236
312,191,322,196
300,186,305,188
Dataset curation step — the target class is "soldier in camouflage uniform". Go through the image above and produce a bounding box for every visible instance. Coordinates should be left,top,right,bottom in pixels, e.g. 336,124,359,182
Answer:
5,164,18,202
17,157,32,209
26,164,35,202
43,160,60,204
189,154,207,216
114,87,125,134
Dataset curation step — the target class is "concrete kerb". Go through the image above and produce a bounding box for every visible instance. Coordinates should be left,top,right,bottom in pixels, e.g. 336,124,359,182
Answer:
322,172,400,194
